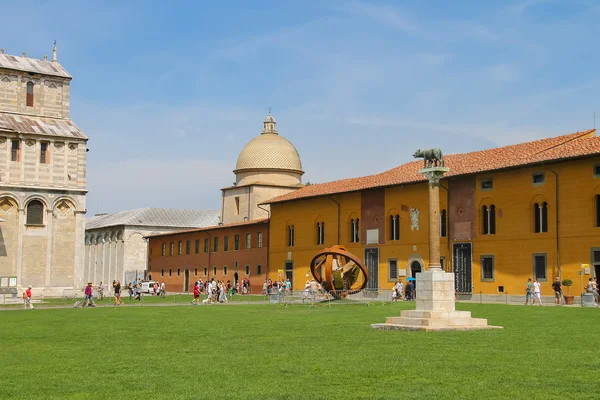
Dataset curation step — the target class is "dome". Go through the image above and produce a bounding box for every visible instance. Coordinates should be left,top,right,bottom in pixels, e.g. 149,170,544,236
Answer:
235,133,303,173
234,112,303,174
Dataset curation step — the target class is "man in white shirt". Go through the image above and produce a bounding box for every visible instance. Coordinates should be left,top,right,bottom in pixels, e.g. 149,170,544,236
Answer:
533,278,543,306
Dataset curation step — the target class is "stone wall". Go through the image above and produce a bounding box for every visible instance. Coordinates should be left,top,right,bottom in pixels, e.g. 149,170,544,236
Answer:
0,68,70,118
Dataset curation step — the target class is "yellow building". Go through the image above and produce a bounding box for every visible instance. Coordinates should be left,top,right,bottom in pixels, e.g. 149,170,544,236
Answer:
262,129,600,298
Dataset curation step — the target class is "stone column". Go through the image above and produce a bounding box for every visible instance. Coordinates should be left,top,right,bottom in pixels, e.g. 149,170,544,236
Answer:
422,169,447,271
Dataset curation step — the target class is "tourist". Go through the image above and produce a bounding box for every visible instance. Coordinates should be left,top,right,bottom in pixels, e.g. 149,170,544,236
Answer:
218,281,228,303
98,281,104,300
114,280,124,305
525,278,533,305
207,281,213,303
285,278,291,296
395,280,404,301
153,282,158,296
83,282,96,307
23,285,33,310
161,281,166,298
191,282,200,305
263,280,269,298
532,278,542,306
551,277,562,305
586,278,597,306
128,282,134,300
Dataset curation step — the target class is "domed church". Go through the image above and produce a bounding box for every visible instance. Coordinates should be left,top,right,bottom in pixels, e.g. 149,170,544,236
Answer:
221,112,304,224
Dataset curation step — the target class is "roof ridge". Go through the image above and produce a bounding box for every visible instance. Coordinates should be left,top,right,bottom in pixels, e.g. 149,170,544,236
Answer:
530,129,596,157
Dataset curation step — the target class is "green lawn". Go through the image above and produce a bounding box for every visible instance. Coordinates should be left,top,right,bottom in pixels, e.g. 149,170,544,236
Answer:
1,302,598,399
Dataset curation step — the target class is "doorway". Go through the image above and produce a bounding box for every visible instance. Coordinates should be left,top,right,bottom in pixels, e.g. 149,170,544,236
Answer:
453,243,473,293
184,269,190,292
234,272,239,286
410,260,422,288
285,261,294,289
365,248,379,290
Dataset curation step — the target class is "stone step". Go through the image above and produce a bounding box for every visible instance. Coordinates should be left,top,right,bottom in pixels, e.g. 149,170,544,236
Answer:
385,316,489,327
401,310,472,319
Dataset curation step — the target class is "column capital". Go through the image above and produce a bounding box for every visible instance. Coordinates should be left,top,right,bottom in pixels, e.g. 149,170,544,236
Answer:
419,167,450,186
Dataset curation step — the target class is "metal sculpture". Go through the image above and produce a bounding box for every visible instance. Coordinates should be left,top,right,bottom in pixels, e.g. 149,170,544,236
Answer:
309,245,369,299
413,148,444,168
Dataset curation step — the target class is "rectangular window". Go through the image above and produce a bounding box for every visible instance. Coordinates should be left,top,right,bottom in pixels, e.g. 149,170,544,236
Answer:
257,232,263,248
317,222,325,245
194,268,198,276
481,255,494,281
223,266,228,276
161,269,164,277
224,236,229,252
532,173,545,185
594,164,600,178
245,265,250,275
257,264,262,275
40,142,49,164
246,233,251,249
213,237,218,252
288,226,295,247
234,197,240,215
170,243,174,256
213,266,217,276
234,234,240,250
532,253,547,282
169,268,172,277
161,244,166,256
388,259,398,281
186,240,190,254
178,241,182,255
195,239,200,254
204,238,209,253
11,140,20,162
177,268,180,277
203,267,207,277
350,219,359,243
440,211,447,237
26,82,34,107
481,179,493,190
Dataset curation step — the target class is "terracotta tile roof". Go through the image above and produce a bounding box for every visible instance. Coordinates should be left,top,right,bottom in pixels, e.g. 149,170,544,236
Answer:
144,218,269,239
263,129,598,204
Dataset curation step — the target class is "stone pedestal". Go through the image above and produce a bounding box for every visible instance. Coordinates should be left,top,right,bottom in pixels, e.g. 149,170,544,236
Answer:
371,165,501,331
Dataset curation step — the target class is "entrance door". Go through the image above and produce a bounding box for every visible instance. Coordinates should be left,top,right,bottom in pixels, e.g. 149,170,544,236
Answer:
285,261,294,289
453,243,472,293
410,261,422,288
234,272,239,286
184,269,190,292
364,248,379,290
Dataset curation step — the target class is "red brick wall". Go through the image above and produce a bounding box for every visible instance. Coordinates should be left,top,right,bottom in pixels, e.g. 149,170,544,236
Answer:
147,221,269,293
361,188,385,245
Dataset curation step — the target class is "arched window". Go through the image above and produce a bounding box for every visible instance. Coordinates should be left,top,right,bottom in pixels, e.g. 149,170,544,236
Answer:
534,202,548,233
26,82,34,107
26,200,44,225
288,225,295,247
440,210,447,237
316,222,325,245
389,214,399,240
350,218,359,243
596,195,600,227
482,205,496,235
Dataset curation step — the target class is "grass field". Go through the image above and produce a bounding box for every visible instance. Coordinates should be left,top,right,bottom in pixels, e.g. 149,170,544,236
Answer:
1,302,599,399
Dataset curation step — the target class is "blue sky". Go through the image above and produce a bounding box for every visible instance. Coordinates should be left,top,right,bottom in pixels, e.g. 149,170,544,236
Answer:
1,0,599,214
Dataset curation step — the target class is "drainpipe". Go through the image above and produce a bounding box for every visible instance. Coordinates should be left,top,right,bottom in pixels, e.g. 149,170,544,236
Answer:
257,204,270,279
547,168,560,278
440,182,450,272
203,231,212,280
327,196,341,244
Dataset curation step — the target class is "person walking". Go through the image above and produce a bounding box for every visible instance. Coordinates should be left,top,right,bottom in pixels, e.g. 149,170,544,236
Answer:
98,282,104,300
551,277,562,306
23,285,34,309
191,282,200,305
114,280,124,305
533,278,543,306
525,278,533,305
83,282,96,307
160,281,166,298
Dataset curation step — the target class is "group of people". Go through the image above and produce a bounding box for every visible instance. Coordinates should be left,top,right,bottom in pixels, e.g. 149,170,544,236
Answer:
191,278,236,304
525,277,600,306
391,280,415,301
263,278,292,297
